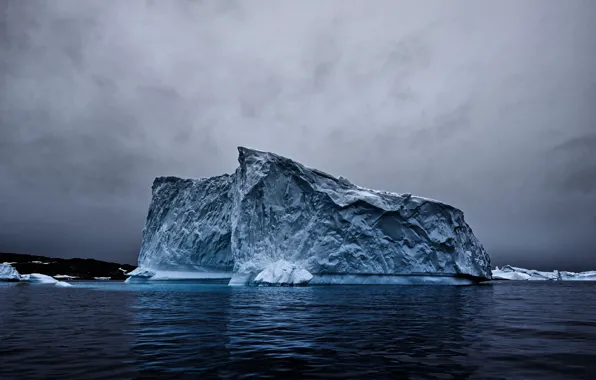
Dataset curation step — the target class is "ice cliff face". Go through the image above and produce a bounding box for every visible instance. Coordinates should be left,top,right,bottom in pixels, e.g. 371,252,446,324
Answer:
133,147,492,284
138,175,234,272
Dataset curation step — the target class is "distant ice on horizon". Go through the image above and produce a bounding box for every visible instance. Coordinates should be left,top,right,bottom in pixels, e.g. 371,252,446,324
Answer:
492,265,596,281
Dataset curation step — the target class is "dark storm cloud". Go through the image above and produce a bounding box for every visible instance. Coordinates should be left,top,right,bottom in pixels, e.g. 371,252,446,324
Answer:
550,134,596,195
1,0,595,270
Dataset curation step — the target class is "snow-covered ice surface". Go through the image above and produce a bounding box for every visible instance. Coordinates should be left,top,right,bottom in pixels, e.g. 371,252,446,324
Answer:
55,281,73,287
148,271,232,280
251,260,313,286
0,264,20,281
492,266,596,281
130,147,492,285
94,277,111,280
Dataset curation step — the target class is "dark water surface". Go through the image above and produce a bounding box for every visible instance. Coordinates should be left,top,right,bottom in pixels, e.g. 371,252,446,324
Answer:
1,282,596,379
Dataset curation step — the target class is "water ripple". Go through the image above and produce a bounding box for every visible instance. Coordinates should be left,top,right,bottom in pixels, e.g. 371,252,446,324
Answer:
1,282,595,379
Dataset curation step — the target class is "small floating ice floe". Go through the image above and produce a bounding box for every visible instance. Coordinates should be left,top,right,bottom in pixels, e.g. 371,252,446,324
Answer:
54,274,78,280
0,263,21,282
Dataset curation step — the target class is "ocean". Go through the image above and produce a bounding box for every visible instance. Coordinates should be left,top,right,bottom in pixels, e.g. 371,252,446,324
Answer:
1,281,595,379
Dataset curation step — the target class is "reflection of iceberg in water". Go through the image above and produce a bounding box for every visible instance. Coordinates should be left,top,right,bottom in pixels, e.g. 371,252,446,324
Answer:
225,288,319,353
126,284,498,376
223,286,495,377
121,282,596,377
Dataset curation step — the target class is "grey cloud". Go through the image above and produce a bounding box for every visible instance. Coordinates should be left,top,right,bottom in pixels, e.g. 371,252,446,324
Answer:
548,134,596,194
1,0,595,269
561,166,596,194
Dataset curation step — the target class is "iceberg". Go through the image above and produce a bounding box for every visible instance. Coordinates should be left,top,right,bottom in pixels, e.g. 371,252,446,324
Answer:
309,274,478,285
130,147,492,285
492,266,596,281
0,263,20,281
559,271,596,281
0,268,74,286
23,273,59,284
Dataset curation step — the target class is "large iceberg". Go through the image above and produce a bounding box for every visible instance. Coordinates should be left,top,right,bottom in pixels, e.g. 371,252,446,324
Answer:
492,265,596,281
130,147,492,285
0,263,21,281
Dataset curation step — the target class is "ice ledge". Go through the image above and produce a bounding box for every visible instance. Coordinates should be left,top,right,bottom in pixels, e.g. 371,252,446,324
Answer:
229,272,482,286
125,268,233,283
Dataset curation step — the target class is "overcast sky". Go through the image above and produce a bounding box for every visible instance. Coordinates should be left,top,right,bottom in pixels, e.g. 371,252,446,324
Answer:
1,0,595,270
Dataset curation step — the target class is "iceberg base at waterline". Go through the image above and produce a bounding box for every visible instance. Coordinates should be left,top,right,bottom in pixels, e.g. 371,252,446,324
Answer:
131,267,483,286
125,267,233,284
309,274,478,285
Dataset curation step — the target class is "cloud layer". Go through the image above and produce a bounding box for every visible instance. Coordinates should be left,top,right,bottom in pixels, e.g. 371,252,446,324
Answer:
1,0,595,269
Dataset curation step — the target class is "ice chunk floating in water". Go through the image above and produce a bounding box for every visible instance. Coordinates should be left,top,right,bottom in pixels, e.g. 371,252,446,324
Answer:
129,147,492,285
492,266,596,281
252,260,313,286
0,263,21,281
0,267,75,286
23,273,59,284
